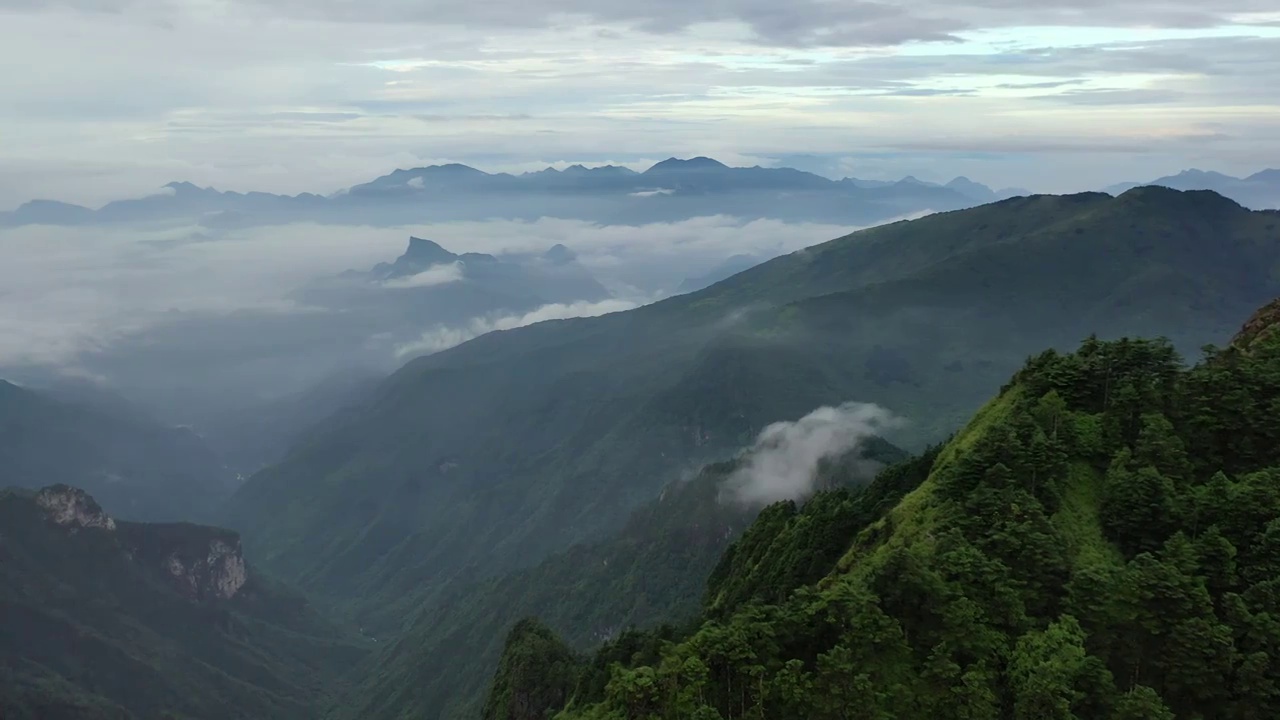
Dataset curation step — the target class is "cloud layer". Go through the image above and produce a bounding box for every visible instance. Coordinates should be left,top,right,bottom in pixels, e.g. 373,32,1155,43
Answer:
0,215,853,369
722,401,903,506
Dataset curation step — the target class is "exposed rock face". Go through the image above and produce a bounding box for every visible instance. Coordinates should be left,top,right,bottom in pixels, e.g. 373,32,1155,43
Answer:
36,485,116,531
162,536,247,601
28,484,248,601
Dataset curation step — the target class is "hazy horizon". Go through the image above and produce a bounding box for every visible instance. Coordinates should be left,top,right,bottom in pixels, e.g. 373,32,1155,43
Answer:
2,1,1278,208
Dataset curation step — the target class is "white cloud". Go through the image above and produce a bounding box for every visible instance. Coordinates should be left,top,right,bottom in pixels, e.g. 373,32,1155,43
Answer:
629,188,675,197
381,261,464,288
0,215,859,369
722,402,904,506
395,298,639,358
0,221,408,366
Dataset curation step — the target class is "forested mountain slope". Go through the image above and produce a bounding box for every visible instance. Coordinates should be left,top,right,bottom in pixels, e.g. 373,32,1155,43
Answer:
0,380,232,522
334,438,911,720
0,485,367,720
488,298,1280,720
225,188,1280,635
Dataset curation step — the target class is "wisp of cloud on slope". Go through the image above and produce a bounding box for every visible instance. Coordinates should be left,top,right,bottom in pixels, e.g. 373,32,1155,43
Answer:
722,402,903,506
381,261,465,289
394,298,640,358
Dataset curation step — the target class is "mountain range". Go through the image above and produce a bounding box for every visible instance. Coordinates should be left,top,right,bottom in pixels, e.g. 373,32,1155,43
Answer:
3,158,1276,235
1107,168,1280,209
0,157,1013,230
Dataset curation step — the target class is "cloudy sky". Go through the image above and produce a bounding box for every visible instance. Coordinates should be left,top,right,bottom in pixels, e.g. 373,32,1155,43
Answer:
1,0,1278,207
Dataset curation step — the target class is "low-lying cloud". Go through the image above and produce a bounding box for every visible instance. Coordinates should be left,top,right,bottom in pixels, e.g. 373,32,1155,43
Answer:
394,298,639,359
0,215,858,369
381,261,465,289
722,402,903,506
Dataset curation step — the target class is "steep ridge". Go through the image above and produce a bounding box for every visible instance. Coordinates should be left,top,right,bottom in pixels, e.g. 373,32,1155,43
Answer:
494,298,1280,720
0,485,367,719
335,438,911,720
225,189,1280,636
0,380,233,522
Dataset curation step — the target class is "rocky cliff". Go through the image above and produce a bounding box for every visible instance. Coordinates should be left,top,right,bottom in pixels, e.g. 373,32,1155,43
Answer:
32,483,247,601
159,534,247,601
35,484,117,531
119,520,248,601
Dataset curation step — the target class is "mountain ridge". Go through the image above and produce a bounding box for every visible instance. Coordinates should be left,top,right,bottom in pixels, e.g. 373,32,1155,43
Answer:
484,295,1280,720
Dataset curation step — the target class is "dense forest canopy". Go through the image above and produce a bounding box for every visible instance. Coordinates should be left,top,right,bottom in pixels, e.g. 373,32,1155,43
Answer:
483,299,1280,720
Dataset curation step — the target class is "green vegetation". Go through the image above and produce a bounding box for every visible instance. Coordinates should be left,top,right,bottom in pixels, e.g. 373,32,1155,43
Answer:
226,188,1280,649
480,298,1280,720
336,440,909,720
0,487,367,719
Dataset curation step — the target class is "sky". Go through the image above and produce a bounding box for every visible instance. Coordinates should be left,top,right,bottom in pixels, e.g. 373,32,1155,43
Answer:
1,0,1279,208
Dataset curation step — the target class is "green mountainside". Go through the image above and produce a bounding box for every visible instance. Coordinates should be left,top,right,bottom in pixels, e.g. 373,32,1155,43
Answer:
335,438,910,720
0,485,367,720
224,187,1280,639
0,380,232,522
483,299,1280,720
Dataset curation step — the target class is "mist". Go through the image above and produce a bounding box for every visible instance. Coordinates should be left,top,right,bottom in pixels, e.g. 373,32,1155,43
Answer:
0,214,873,459
722,402,903,506
395,299,640,359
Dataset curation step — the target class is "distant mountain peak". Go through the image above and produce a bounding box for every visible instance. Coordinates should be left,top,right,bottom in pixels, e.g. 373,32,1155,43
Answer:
425,163,485,175
645,156,730,173
1173,168,1233,179
543,243,578,265
161,181,216,196
402,236,457,265
1247,169,1280,183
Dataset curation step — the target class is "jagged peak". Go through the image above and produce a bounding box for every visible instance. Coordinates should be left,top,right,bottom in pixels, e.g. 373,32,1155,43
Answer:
402,236,458,264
